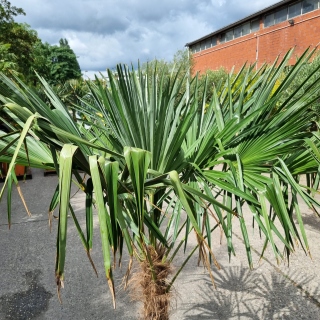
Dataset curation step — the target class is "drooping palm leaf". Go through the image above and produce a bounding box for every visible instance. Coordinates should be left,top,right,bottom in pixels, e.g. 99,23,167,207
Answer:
0,48,320,313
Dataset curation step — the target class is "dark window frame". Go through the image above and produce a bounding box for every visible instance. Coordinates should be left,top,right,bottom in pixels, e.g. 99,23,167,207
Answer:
265,0,319,27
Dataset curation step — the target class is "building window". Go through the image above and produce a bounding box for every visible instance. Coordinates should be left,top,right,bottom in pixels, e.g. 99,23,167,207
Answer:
220,33,226,43
302,0,318,13
225,30,234,41
264,13,274,27
191,0,320,53
251,19,260,32
212,37,217,46
190,36,217,53
242,22,251,35
275,7,287,23
205,38,211,49
204,37,217,49
219,18,260,44
234,25,242,38
265,0,320,27
288,2,301,18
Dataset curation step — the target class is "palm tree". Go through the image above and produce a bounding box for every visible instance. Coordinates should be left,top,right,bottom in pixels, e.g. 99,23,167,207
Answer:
0,48,319,320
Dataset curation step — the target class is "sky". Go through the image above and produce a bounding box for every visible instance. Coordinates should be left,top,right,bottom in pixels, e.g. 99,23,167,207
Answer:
12,0,279,77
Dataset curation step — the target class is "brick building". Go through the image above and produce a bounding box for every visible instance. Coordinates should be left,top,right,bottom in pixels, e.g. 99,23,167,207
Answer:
186,0,320,73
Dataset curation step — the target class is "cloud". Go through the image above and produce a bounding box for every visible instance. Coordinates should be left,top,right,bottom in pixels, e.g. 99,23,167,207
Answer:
12,0,279,73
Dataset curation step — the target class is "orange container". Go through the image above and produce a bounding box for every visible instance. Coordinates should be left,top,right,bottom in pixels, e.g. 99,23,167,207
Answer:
14,164,25,176
0,163,26,177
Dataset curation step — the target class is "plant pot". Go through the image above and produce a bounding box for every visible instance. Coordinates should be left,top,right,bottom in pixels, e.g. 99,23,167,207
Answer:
0,163,32,180
14,164,25,177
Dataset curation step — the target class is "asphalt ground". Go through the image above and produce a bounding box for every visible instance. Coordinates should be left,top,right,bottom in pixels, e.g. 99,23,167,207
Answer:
0,168,320,319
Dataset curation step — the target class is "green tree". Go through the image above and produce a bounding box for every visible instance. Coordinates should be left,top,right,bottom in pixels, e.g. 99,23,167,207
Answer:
172,48,194,74
48,38,81,85
142,48,194,106
141,48,193,81
1,2,81,85
196,67,228,102
0,0,24,23
278,52,320,116
29,41,51,84
0,1,38,80
0,43,17,75
0,23,39,79
0,48,320,320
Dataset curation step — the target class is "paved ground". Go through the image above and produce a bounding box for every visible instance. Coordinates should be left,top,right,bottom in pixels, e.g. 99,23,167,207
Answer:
1,168,320,319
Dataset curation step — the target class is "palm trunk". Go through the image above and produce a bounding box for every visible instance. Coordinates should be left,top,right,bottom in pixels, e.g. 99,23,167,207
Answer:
131,245,172,320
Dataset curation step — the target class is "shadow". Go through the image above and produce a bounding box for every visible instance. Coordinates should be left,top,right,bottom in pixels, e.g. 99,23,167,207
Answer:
183,266,319,320
0,269,53,320
300,213,320,231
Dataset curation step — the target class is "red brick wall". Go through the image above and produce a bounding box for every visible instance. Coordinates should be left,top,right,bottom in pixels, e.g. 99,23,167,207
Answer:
192,9,320,74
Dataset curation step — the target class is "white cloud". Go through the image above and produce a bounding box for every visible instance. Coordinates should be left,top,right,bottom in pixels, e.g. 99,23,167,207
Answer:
12,0,279,71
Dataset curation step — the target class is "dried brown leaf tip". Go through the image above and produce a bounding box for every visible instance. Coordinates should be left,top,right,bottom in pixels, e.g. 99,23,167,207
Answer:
86,250,98,277
16,184,31,217
55,274,64,304
124,256,133,289
107,276,116,309
48,210,53,232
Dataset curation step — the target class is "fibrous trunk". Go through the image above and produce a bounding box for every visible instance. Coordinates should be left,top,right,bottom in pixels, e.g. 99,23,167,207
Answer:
131,245,172,320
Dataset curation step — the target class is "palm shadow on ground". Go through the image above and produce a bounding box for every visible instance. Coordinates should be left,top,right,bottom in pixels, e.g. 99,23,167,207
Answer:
299,214,320,232
183,266,319,320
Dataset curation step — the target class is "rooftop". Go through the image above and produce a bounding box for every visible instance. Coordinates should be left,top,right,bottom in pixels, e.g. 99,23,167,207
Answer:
186,0,294,46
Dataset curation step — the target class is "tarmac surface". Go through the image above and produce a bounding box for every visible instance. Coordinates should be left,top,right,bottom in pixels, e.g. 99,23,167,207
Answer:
1,168,320,319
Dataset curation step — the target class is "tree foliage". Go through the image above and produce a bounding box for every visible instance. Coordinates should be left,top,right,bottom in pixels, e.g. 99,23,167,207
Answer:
279,52,320,115
0,1,38,81
0,1,81,85
0,22,39,80
0,43,17,74
0,0,24,23
48,39,81,85
142,48,193,77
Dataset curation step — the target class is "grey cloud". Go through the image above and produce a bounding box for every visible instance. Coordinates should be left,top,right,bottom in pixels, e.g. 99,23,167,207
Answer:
11,0,279,73
17,0,251,34
17,1,130,34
